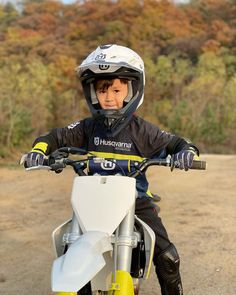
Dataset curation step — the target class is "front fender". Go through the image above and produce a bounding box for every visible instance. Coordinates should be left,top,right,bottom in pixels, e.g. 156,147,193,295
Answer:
52,231,112,292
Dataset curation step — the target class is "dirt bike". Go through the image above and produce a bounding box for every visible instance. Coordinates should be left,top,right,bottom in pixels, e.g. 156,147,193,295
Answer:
25,147,206,295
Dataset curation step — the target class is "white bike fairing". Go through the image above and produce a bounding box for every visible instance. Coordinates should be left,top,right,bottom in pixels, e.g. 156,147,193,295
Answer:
71,175,136,235
52,176,137,292
52,231,112,292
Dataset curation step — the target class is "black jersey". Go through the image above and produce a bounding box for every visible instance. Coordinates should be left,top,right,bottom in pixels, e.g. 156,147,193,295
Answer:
34,115,195,198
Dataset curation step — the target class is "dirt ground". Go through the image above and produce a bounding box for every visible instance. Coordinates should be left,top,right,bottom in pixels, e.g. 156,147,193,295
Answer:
0,154,236,295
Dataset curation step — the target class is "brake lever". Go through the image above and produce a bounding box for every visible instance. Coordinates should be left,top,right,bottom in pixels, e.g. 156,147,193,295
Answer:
26,165,52,171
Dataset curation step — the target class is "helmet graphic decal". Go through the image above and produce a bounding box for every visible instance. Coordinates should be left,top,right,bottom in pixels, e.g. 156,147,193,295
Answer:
95,53,106,60
99,65,110,70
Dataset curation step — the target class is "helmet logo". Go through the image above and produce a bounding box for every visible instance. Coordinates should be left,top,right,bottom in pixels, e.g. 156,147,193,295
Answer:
99,64,110,70
95,53,106,60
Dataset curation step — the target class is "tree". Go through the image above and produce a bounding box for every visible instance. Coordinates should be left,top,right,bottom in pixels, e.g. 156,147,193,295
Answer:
1,0,236,154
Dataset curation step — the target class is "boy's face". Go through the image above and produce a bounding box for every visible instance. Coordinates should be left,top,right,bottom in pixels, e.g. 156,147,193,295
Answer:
95,79,128,109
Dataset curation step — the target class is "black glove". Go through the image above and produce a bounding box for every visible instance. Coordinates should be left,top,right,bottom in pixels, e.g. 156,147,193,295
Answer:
171,150,197,171
24,151,45,168
21,142,48,168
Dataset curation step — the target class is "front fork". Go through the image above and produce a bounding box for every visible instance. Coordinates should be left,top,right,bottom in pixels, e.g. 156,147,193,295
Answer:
57,214,82,295
56,205,137,295
109,203,136,295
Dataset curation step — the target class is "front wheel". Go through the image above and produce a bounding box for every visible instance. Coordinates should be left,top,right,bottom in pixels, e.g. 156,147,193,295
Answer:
77,282,92,295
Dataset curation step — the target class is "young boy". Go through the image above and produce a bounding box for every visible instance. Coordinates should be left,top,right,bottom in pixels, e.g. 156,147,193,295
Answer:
25,44,200,295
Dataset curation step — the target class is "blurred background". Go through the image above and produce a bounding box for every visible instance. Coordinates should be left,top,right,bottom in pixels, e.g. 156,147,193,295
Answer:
0,0,236,160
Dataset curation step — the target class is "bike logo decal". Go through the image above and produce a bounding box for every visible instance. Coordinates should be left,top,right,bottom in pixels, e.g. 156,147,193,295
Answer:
101,159,116,170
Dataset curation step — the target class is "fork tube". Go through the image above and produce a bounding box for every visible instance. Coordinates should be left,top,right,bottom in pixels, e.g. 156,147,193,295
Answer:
71,212,82,235
113,228,119,282
117,203,135,272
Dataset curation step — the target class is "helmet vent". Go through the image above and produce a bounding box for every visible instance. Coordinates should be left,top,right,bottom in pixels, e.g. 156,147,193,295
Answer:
100,44,112,49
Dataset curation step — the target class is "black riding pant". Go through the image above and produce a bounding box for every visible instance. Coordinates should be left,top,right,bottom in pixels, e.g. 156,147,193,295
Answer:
135,197,183,295
135,197,170,252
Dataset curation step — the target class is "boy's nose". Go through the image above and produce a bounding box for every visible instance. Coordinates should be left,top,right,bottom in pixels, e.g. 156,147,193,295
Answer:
105,90,114,100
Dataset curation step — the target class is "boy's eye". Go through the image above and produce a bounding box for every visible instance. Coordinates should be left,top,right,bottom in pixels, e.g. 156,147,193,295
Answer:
97,90,107,94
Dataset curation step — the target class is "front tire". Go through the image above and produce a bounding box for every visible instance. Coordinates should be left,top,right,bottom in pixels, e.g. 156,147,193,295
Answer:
77,282,92,295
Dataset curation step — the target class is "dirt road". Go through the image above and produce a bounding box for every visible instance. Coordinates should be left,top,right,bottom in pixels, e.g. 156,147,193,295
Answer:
0,155,236,295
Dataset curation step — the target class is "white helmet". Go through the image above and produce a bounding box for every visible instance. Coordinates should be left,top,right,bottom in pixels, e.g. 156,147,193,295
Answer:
77,44,145,136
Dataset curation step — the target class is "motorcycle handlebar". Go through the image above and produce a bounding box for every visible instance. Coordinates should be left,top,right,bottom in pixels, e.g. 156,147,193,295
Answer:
51,150,206,175
129,158,206,178
191,160,207,170
141,158,206,170
25,147,207,175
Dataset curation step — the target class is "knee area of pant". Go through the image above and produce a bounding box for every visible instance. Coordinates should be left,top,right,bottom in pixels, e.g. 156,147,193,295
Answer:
154,243,180,276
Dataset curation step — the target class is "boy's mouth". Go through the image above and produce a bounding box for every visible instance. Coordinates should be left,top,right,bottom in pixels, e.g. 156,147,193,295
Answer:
104,105,117,109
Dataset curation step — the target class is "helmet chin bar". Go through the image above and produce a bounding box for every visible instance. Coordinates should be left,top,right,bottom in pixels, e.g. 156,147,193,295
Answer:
105,117,116,128
97,114,132,137
86,83,141,137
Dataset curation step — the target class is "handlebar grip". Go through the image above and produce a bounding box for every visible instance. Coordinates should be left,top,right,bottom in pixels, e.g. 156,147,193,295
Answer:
191,160,207,170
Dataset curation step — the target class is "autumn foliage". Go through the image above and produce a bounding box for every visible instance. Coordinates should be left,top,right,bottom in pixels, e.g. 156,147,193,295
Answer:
1,0,236,157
